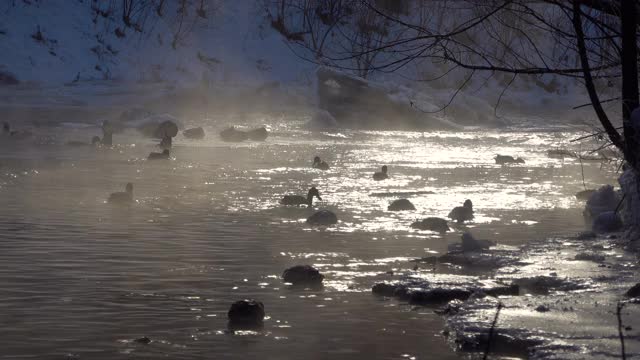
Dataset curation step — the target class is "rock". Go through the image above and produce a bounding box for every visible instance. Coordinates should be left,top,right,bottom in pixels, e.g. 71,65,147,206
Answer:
535,305,550,312
388,199,416,211
576,189,596,201
460,232,494,252
547,149,576,159
282,265,324,286
411,217,449,233
495,155,525,164
228,300,265,327
372,283,406,297
409,288,471,305
574,252,605,262
592,211,623,233
220,127,249,142
306,210,338,225
484,284,519,297
626,283,640,298
183,127,205,139
0,69,19,85
584,185,621,219
134,336,151,344
247,127,268,141
575,231,597,240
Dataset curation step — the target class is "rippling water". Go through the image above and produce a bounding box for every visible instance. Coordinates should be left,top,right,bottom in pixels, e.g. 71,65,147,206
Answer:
0,118,617,359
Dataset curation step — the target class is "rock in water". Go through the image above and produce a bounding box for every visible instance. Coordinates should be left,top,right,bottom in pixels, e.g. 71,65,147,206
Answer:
220,127,249,142
584,185,621,219
410,217,449,233
228,300,265,327
592,211,623,233
626,283,640,298
306,210,338,225
282,265,324,286
248,127,268,141
388,199,416,211
183,127,205,139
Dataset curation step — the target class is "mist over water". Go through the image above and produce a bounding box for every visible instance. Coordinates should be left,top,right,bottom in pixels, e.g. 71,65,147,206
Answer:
0,116,617,359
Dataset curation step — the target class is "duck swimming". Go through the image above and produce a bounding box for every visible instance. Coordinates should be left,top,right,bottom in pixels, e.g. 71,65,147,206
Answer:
312,156,330,170
281,187,321,207
108,183,134,204
148,149,170,160
373,165,388,181
448,199,474,223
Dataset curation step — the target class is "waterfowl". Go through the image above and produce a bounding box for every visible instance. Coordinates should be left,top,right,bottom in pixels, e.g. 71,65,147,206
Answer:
281,187,321,207
373,165,388,181
312,156,330,170
388,199,416,211
148,149,170,160
183,127,205,139
448,199,474,223
495,155,525,165
306,210,338,225
411,217,449,233
108,183,133,204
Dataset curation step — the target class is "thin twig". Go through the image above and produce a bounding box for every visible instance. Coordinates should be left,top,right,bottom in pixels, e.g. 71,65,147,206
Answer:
572,97,620,109
617,301,627,360
483,302,503,360
579,144,587,190
615,193,627,214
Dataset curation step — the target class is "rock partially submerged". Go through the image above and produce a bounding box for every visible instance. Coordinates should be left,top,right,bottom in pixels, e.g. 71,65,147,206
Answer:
626,283,640,298
282,265,324,286
387,199,416,211
228,300,265,328
220,126,269,142
306,210,338,225
411,217,449,233
372,281,518,304
584,185,621,219
592,211,623,233
183,127,205,139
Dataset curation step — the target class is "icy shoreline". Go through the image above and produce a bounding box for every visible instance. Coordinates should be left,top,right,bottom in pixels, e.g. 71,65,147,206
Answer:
373,232,640,359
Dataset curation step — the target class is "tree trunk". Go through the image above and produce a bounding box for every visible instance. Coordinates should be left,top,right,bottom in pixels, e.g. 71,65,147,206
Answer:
621,0,639,167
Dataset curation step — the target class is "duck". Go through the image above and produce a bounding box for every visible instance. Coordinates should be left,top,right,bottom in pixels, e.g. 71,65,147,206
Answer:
148,149,170,160
448,199,474,223
410,217,449,233
108,183,134,204
281,187,321,207
373,165,388,181
312,156,330,170
388,199,416,211
306,210,338,225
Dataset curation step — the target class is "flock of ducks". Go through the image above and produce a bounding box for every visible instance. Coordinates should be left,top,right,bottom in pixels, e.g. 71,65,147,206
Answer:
280,156,475,230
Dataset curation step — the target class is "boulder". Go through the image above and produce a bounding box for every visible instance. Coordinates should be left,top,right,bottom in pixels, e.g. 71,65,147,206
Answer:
388,199,416,211
584,185,621,219
592,211,623,233
228,300,265,328
282,265,324,286
220,127,249,142
408,288,472,305
183,127,205,139
410,217,449,233
626,283,640,298
306,210,338,225
247,127,268,141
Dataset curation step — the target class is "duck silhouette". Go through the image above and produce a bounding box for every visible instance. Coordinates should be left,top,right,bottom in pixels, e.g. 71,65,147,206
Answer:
448,199,474,223
312,156,330,170
281,187,321,207
108,183,134,204
373,165,388,181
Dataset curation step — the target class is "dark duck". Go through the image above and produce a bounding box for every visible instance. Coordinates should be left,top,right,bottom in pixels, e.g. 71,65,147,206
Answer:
312,156,330,170
281,187,321,207
373,165,388,181
448,199,474,223
108,183,134,204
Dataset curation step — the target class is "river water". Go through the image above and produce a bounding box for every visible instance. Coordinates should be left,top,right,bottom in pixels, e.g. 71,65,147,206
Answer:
0,117,619,359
